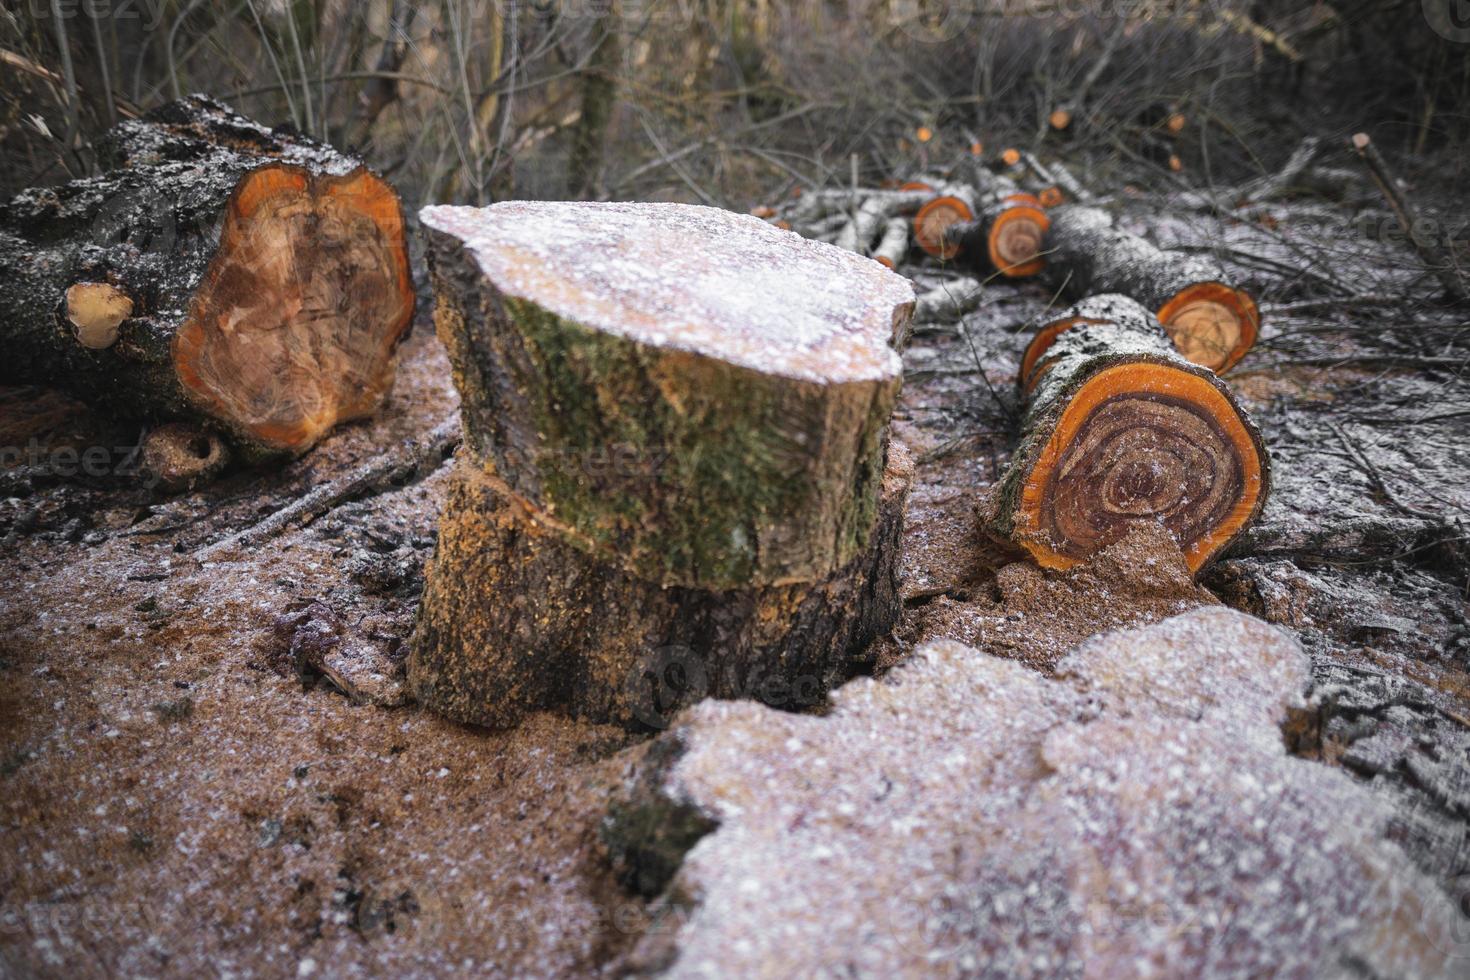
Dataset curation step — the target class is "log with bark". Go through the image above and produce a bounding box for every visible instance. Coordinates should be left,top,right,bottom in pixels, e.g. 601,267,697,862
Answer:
914,164,1050,277
0,95,415,459
1042,205,1259,372
411,449,912,730
992,294,1269,576
412,201,915,727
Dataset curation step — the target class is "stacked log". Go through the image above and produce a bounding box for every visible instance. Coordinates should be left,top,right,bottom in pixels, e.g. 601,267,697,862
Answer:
412,201,916,729
914,162,1050,278
0,96,415,459
992,294,1269,576
1041,205,1260,372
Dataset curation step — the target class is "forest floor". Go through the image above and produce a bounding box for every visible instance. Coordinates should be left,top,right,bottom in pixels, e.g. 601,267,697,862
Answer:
1,178,1468,976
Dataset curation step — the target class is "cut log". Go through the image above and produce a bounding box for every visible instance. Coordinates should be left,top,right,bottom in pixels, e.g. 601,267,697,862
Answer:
914,169,1050,277
1043,205,1259,372
409,449,912,730
419,200,913,589
0,95,415,459
994,294,1268,576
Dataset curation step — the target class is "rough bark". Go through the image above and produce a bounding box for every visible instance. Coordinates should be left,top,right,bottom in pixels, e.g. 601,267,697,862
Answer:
419,200,913,589
1043,205,1259,372
0,95,415,460
409,448,913,731
834,190,928,254
993,294,1269,576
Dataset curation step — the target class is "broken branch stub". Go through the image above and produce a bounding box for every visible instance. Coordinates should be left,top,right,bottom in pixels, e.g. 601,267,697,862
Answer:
1043,205,1260,372
995,294,1269,576
419,201,914,589
0,95,415,459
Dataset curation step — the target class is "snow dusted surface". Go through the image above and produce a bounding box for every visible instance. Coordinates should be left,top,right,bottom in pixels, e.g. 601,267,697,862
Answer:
419,201,913,383
637,608,1461,978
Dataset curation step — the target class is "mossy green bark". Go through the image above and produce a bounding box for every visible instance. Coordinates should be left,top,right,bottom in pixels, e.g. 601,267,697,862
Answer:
424,227,899,589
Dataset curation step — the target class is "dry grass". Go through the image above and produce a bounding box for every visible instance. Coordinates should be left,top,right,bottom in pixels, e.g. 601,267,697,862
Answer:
1,1,1466,206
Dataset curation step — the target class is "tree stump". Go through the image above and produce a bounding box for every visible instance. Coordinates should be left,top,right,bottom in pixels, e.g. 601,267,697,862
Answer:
0,96,414,459
993,294,1269,576
413,201,916,728
1043,205,1259,372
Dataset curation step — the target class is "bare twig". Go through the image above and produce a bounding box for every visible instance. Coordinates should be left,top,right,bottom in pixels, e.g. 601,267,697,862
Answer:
1351,133,1467,303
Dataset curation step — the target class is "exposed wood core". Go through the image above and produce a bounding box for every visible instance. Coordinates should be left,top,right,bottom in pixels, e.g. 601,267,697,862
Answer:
175,166,413,452
65,282,132,349
922,166,1050,278
1043,205,1260,372
1038,186,1065,208
1156,281,1260,371
986,199,1050,277
994,294,1268,576
0,95,414,460
914,191,974,259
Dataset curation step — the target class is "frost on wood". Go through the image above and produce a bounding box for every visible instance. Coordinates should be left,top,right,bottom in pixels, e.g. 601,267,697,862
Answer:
419,200,914,588
993,295,1270,576
607,608,1462,978
0,95,414,459
419,201,912,384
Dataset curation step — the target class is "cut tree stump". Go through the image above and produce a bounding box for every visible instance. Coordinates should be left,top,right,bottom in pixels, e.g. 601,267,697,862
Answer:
419,201,913,589
413,201,914,727
410,449,912,730
0,95,414,459
993,294,1269,576
1043,205,1259,372
914,167,1049,277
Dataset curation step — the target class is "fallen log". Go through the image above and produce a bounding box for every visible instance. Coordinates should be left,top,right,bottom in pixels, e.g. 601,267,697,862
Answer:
0,95,415,459
418,200,913,590
993,294,1268,576
1043,205,1259,372
914,167,1050,277
414,200,914,727
410,449,912,730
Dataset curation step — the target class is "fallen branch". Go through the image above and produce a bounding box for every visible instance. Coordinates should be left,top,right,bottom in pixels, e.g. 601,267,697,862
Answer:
1351,133,1467,302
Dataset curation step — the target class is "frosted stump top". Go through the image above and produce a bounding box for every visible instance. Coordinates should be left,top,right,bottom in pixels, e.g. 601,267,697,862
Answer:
419,201,912,384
